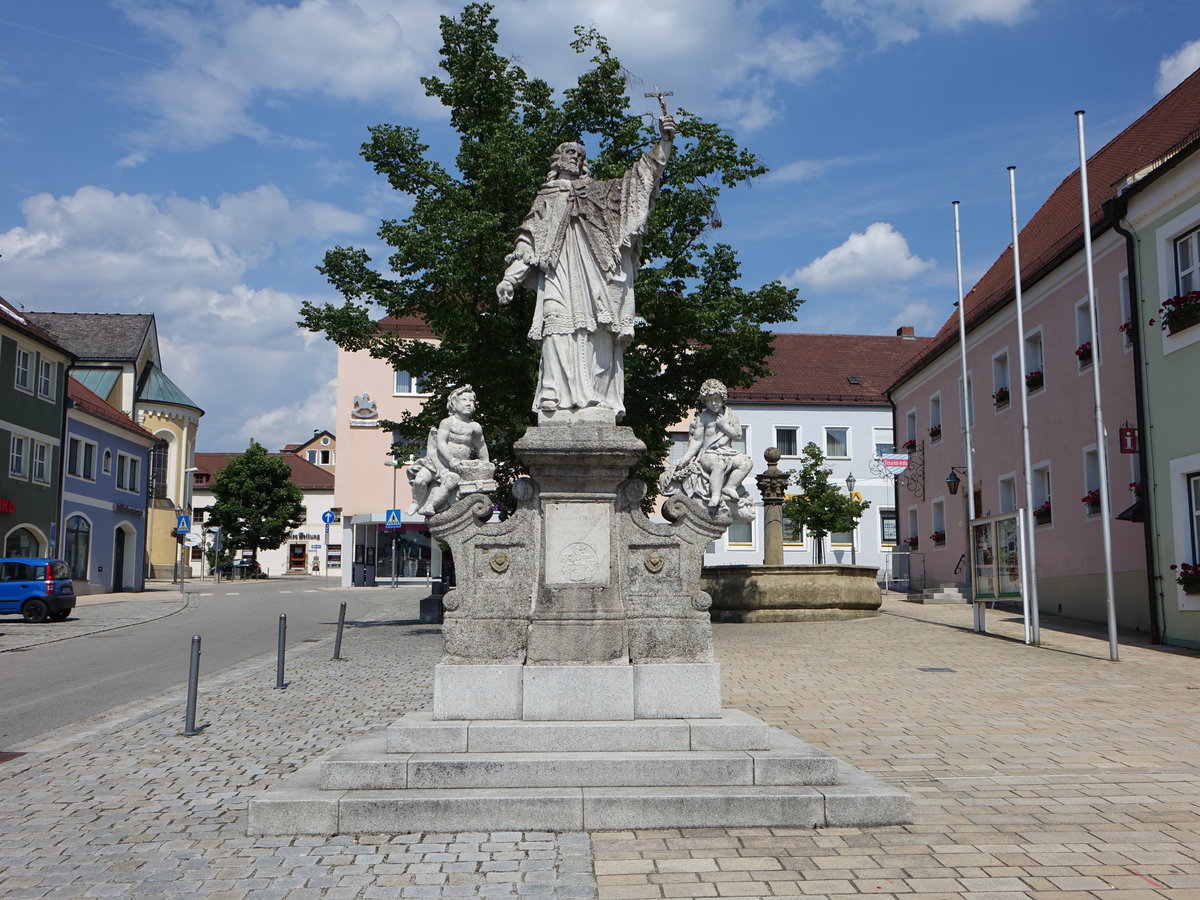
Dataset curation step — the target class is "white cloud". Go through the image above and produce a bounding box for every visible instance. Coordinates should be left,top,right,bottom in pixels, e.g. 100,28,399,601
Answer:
821,0,1033,45
784,222,934,291
1157,39,1200,97
765,154,872,183
0,184,365,450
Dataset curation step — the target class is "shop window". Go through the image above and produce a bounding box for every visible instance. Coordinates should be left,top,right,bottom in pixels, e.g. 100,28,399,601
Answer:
64,516,90,580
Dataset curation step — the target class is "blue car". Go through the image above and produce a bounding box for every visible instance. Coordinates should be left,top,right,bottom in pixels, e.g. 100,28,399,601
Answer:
0,557,76,622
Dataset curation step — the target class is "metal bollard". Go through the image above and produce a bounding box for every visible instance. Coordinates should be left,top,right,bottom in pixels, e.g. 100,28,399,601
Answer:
276,613,287,689
183,634,203,736
332,601,347,661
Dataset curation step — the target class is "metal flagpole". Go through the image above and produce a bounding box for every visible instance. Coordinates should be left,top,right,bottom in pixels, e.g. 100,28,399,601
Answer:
1075,111,1119,662
952,204,977,611
1008,168,1040,645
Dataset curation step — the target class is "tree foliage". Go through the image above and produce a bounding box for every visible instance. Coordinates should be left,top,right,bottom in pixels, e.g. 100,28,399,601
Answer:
300,3,800,502
782,443,870,564
206,440,305,562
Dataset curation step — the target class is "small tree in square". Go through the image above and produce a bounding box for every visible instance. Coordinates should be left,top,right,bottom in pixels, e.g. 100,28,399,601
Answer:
782,443,870,564
206,440,305,569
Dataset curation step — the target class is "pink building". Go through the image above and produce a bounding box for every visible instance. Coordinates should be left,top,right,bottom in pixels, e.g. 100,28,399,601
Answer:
887,102,1175,634
333,316,443,586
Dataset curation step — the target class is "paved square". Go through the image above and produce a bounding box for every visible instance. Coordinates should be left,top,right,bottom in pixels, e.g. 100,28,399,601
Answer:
2,593,1198,898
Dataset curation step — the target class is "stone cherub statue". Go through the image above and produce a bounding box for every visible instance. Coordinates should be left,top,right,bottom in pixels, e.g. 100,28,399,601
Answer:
406,385,496,517
495,111,676,421
660,378,755,520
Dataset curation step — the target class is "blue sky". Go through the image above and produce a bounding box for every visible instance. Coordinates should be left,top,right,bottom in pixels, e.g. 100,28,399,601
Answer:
1,0,1197,452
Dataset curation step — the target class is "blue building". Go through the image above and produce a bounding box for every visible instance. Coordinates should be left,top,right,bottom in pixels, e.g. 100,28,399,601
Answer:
61,377,157,592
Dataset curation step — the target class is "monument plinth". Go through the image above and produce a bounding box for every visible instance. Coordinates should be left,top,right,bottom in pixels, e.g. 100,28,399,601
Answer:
247,103,910,835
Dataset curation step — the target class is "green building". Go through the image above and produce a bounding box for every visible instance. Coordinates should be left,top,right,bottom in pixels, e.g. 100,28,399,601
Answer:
1,296,75,557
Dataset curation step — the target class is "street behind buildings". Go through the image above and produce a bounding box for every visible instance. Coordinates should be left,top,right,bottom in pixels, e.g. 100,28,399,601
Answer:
1,587,1199,898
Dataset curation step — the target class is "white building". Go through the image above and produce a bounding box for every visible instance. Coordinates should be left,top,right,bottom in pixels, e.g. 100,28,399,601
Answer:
190,450,336,578
691,330,930,573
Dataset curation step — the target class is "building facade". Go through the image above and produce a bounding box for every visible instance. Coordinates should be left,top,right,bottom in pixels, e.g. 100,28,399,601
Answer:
690,331,929,574
62,378,157,592
190,451,335,578
888,70,1200,639
27,312,204,578
1,297,73,559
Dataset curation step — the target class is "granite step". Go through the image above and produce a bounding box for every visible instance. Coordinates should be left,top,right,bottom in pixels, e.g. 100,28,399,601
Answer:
386,709,770,754
249,760,910,835
320,729,837,790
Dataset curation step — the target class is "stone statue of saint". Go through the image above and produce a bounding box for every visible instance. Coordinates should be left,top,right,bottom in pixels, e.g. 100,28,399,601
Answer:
660,379,755,520
407,385,496,517
496,114,675,420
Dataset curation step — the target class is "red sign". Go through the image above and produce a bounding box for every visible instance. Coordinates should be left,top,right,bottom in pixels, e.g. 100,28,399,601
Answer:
1119,426,1139,454
0,497,14,514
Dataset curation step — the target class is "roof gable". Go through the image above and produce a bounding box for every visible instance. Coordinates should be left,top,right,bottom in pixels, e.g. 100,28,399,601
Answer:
27,312,156,362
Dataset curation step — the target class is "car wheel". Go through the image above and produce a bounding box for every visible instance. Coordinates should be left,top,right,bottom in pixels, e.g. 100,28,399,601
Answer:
48,609,71,622
22,598,50,623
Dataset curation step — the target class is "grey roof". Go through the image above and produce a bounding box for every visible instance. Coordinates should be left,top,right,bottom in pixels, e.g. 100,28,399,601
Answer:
27,312,155,361
72,367,121,400
137,362,203,412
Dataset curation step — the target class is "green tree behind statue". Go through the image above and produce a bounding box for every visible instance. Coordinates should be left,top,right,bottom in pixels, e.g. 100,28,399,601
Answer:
782,443,871,564
206,440,305,568
300,2,800,502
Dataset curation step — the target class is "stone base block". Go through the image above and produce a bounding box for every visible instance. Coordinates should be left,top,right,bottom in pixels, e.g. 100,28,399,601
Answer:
633,663,721,718
433,664,522,720
249,712,912,835
522,665,634,720
386,711,467,753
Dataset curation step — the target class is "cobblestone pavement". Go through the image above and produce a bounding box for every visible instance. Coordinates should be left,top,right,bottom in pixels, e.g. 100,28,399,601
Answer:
2,593,1200,898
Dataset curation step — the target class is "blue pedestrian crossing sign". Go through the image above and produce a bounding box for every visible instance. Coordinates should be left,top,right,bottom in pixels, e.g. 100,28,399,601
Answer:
321,510,336,524
175,514,191,534
384,509,403,529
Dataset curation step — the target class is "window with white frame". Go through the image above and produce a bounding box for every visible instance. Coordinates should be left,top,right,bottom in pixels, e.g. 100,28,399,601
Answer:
879,508,897,546
1024,329,1045,389
307,450,317,463
10,434,28,477
1075,299,1097,367
116,453,141,493
873,428,894,457
992,351,1010,408
67,437,97,480
726,518,753,547
1190,473,1200,561
775,426,798,457
1120,274,1133,348
32,441,49,483
929,394,942,440
824,426,849,458
998,474,1017,513
1033,463,1051,521
907,507,919,546
783,496,804,546
37,358,54,399
733,425,749,457
1177,226,1200,293
931,499,946,544
394,370,428,395
904,410,917,449
1083,448,1100,513
830,527,853,546
14,347,32,392
64,515,90,581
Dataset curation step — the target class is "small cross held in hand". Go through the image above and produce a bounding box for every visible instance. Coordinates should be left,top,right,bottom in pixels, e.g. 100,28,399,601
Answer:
644,85,674,118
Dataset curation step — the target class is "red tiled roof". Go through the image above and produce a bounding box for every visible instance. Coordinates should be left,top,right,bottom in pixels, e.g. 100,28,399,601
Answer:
896,67,1200,387
380,315,435,338
729,332,931,406
67,377,155,440
193,451,335,491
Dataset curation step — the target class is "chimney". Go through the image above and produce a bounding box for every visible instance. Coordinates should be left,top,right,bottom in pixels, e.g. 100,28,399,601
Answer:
896,326,915,339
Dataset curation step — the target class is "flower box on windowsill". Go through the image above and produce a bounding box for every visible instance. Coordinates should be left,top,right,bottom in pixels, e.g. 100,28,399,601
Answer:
928,426,942,443
904,538,919,551
1084,502,1100,516
930,531,946,547
1172,562,1200,595
1081,490,1100,517
902,439,917,453
1185,584,1200,596
1034,512,1052,526
1025,370,1044,392
1160,292,1200,336
992,387,1010,409
1075,342,1093,368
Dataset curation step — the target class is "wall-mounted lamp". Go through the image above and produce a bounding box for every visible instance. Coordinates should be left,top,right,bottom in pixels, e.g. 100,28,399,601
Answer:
946,466,968,495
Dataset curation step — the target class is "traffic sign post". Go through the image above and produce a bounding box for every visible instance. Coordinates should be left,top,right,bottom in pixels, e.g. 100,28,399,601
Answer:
384,509,403,587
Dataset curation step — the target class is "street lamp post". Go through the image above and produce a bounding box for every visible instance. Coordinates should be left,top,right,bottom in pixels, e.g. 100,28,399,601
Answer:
845,473,857,565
